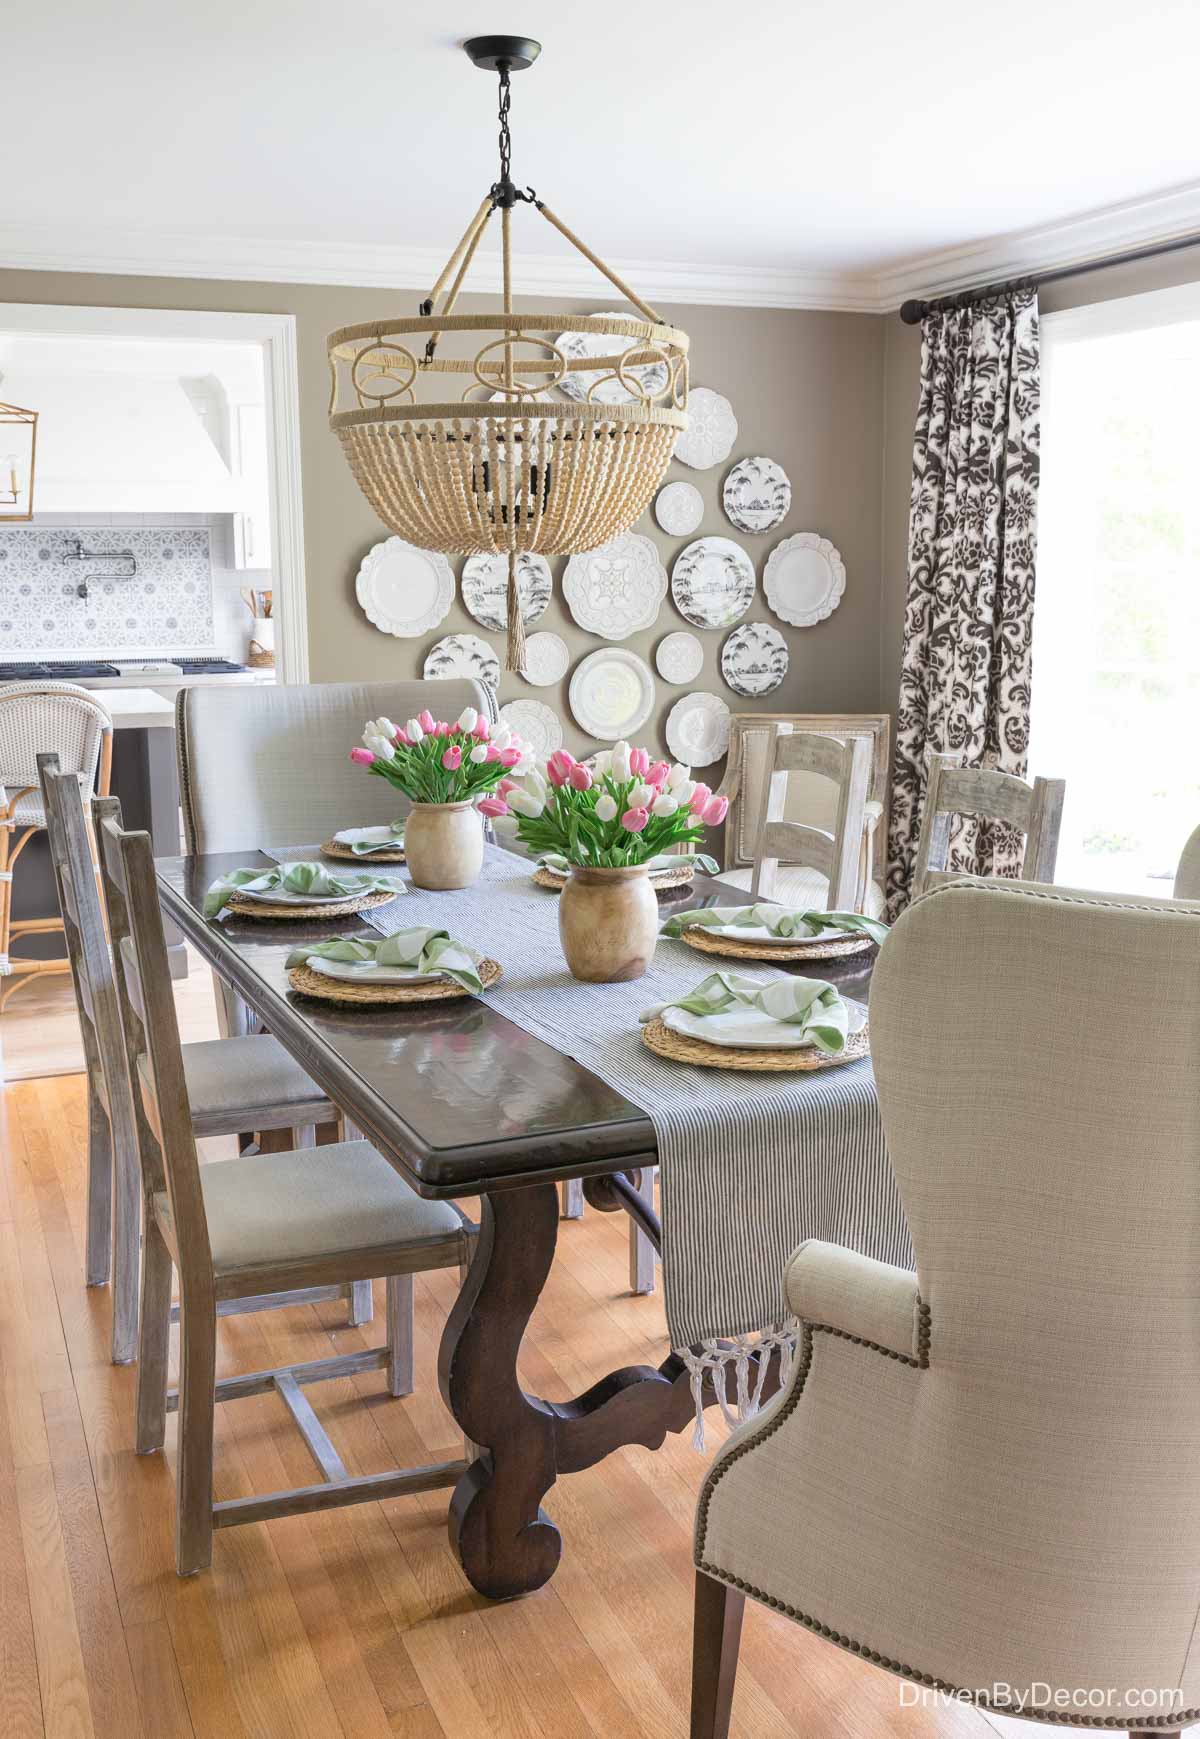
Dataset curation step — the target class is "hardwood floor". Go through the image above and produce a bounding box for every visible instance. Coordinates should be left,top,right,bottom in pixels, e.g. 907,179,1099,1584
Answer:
0,973,1061,1738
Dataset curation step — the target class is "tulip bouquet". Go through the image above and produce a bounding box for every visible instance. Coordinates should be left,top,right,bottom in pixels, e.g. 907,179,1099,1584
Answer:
349,706,533,805
489,739,729,867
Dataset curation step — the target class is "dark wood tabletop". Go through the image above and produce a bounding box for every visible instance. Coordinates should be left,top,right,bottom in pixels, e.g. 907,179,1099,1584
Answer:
157,849,876,1201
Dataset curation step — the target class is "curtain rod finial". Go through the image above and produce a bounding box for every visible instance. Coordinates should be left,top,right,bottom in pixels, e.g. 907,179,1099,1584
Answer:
899,299,925,326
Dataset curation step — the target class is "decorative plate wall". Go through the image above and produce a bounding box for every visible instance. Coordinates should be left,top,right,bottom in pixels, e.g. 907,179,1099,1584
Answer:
556,311,670,405
654,480,704,537
671,537,756,629
461,551,552,631
721,622,789,697
665,692,732,768
673,387,738,470
423,633,500,690
355,538,455,638
562,532,667,640
722,456,791,534
499,699,563,758
764,532,847,626
569,648,656,741
520,630,570,688
655,631,705,685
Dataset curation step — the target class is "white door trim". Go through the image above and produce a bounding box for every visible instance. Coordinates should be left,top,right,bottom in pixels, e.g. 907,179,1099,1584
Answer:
0,301,309,682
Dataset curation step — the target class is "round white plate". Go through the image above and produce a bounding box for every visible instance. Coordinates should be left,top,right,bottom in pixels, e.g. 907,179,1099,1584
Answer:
721,622,789,697
235,883,382,907
674,386,737,470
665,691,731,767
569,649,656,741
723,456,791,534
520,630,570,688
556,311,670,405
355,538,455,638
423,633,500,690
654,480,704,537
499,698,563,758
306,956,443,985
333,825,406,850
671,537,756,630
563,533,667,640
700,919,845,946
663,998,867,1050
764,533,847,627
655,631,705,684
461,551,552,632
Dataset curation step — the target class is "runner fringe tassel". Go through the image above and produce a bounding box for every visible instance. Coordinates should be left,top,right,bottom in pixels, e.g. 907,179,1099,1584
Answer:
680,1320,800,1451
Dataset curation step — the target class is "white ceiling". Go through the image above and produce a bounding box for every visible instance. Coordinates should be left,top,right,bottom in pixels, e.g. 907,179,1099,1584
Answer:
6,0,1200,308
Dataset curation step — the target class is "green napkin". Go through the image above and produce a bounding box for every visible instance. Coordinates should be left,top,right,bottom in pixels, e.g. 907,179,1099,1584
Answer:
340,824,407,856
285,927,484,992
660,902,888,945
640,970,850,1054
539,852,720,875
203,861,401,918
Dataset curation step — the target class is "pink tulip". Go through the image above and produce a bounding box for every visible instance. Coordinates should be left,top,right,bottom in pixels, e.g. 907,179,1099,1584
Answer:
621,806,649,833
546,748,576,787
702,794,728,825
497,778,517,797
472,717,490,740
393,728,410,746
647,760,670,790
688,782,713,815
436,721,452,737
477,796,509,817
442,745,462,770
499,746,521,768
349,747,375,766
568,764,593,792
485,745,503,761
417,710,436,734
629,746,650,776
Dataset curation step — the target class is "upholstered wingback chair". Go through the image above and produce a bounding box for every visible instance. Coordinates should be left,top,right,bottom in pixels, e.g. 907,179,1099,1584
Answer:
1175,825,1200,900
176,677,498,853
693,879,1200,1738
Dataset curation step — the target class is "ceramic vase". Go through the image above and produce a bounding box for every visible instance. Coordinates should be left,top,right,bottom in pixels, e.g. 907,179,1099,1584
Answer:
404,801,484,891
558,864,658,983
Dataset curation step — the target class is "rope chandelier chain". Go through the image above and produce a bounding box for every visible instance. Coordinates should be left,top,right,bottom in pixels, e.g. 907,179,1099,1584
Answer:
326,33,690,675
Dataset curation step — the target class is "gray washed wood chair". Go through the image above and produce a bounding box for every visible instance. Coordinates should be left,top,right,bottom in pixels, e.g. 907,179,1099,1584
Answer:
749,727,873,908
1174,825,1200,899
38,753,356,1364
99,809,475,1576
692,878,1200,1739
910,752,1065,899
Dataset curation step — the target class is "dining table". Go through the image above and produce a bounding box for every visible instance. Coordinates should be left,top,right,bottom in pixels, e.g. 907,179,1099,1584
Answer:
157,847,878,1602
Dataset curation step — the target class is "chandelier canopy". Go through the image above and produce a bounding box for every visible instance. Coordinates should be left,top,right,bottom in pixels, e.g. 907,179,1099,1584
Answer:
327,35,690,672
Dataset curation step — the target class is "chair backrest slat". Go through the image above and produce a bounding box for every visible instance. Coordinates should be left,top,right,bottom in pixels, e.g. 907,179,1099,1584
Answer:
911,753,1066,899
722,712,891,871
750,728,872,908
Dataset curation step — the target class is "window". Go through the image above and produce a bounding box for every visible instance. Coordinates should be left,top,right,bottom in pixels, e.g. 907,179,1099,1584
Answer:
1031,283,1200,896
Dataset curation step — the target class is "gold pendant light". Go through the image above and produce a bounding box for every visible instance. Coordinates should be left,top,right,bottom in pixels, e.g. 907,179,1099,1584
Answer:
0,399,38,521
327,35,689,673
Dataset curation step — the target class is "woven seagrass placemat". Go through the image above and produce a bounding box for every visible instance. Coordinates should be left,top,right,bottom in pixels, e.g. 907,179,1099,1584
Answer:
641,1016,870,1073
287,957,503,1005
320,839,406,863
225,888,399,921
680,926,874,963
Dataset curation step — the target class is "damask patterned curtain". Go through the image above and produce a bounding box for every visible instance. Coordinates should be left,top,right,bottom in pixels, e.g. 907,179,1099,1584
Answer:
885,288,1041,916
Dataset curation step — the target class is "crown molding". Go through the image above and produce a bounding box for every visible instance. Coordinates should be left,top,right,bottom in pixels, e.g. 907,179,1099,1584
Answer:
0,222,882,313
874,180,1200,310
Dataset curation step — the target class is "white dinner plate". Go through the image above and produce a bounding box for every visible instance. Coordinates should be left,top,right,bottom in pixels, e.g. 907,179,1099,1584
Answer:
305,956,445,985
763,533,847,627
354,538,455,638
662,998,867,1050
568,648,656,741
698,919,845,946
234,884,382,907
664,691,731,767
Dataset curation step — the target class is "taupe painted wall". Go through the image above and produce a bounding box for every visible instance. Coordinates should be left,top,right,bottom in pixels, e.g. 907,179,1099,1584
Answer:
0,268,884,777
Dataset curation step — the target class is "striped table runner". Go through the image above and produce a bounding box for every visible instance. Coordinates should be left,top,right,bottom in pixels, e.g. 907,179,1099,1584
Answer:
267,844,911,1432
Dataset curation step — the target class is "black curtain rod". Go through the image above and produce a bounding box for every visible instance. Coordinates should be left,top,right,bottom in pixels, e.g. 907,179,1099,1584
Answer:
898,228,1200,324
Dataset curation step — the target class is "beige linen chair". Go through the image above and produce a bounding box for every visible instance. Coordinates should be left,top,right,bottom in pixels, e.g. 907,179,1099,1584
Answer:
37,754,348,1363
1,680,112,1007
717,713,890,917
1175,825,1200,899
100,810,474,1576
910,751,1065,899
749,727,873,908
692,878,1200,1739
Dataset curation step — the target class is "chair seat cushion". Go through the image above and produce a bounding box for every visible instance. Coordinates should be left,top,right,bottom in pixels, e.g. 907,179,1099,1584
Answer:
720,865,887,919
182,1035,334,1132
157,1141,462,1277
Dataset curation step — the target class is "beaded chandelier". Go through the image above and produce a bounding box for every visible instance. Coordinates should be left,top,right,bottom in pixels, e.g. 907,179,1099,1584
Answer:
327,35,690,672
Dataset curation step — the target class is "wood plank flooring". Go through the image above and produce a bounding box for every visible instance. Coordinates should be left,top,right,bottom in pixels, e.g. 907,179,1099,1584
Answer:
0,972,1069,1738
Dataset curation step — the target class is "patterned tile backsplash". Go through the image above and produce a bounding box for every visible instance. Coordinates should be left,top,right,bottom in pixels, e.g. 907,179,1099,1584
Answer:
0,526,214,654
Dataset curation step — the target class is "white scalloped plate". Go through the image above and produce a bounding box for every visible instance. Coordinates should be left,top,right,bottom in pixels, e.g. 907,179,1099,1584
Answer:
569,648,656,741
673,387,738,470
665,691,731,767
654,480,704,536
423,633,500,689
520,630,570,688
498,698,563,758
764,533,847,627
722,456,791,534
563,533,667,640
461,551,553,632
355,538,455,638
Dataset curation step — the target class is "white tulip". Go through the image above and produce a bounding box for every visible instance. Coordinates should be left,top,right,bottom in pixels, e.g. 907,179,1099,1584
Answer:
626,781,653,809
468,742,489,763
674,778,696,803
667,762,692,791
591,750,612,776
491,724,512,750
457,706,478,733
492,813,519,837
610,744,631,782
507,788,545,819
651,793,679,817
595,793,618,822
365,733,396,762
404,718,424,744
374,716,399,740
512,751,535,777
523,766,548,799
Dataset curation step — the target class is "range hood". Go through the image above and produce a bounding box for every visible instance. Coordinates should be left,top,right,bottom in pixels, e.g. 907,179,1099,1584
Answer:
0,369,247,514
